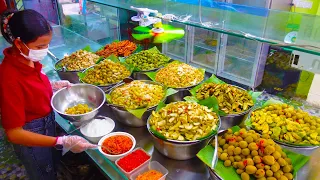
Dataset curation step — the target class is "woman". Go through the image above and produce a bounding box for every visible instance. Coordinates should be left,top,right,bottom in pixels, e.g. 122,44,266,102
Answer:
0,9,96,180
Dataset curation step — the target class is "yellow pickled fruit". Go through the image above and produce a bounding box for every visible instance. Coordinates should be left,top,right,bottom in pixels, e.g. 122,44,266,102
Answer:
237,161,246,170
271,162,280,172
280,175,289,180
256,163,265,169
229,156,235,163
272,151,281,160
278,158,287,166
255,169,266,178
220,153,229,161
251,150,259,156
223,144,229,150
234,155,242,162
227,145,235,156
284,173,293,180
241,172,250,180
283,165,292,173
284,158,292,165
239,141,248,148
263,155,275,165
224,160,232,167
266,169,273,177
267,177,277,180
234,147,242,155
265,165,271,170
246,165,257,174
253,156,262,164
245,136,254,143
246,158,254,166
248,142,259,151
257,177,266,180
218,139,226,146
236,169,244,174
241,148,250,156
264,145,276,155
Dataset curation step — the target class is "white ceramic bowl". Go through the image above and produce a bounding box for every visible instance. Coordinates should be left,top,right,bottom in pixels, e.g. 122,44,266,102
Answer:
80,117,115,143
98,132,136,161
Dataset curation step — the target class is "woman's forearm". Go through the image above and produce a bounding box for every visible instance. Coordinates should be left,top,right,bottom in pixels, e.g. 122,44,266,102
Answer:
6,127,56,147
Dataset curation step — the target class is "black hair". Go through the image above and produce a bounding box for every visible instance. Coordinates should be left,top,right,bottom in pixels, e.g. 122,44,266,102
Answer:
0,9,52,44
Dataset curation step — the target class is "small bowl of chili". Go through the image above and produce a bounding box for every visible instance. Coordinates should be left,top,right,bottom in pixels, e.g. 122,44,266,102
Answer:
98,132,136,161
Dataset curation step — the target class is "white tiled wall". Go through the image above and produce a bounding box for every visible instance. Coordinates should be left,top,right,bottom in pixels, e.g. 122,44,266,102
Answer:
307,74,320,105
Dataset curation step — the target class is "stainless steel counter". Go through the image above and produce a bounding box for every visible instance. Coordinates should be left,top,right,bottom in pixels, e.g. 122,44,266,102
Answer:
58,105,211,180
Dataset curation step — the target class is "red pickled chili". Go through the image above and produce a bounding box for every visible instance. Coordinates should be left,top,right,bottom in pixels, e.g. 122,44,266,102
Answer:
102,135,133,155
117,149,150,172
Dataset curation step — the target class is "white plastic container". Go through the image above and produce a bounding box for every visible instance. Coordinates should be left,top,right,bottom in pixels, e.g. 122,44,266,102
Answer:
115,148,151,177
80,117,115,143
98,132,136,161
130,161,168,180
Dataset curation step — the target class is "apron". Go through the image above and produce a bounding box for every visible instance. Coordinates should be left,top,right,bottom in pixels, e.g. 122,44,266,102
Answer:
12,111,58,180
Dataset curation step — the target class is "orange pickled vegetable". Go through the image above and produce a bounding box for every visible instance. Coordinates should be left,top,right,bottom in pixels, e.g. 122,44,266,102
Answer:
102,135,133,155
136,170,163,180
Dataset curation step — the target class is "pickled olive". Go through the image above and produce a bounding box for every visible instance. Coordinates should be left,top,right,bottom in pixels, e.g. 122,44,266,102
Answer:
241,172,250,180
196,83,253,114
156,62,204,88
284,173,293,180
58,50,100,71
266,170,273,177
236,169,244,174
125,47,170,71
239,141,248,148
149,102,219,141
82,60,131,86
110,81,164,109
245,165,257,174
224,160,232,167
255,169,265,178
250,103,320,145
234,147,242,155
65,104,92,115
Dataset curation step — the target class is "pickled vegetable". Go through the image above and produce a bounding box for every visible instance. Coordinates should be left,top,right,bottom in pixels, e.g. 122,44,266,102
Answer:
125,47,170,71
65,104,92,115
58,50,100,71
250,103,320,145
215,128,293,180
96,40,137,58
196,83,253,114
81,60,130,85
149,102,219,141
155,62,204,88
110,81,164,109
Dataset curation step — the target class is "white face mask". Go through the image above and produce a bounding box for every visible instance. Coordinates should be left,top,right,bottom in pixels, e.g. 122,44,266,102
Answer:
20,42,49,62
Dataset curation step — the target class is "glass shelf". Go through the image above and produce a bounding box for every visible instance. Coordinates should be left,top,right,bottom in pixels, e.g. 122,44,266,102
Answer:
88,0,320,56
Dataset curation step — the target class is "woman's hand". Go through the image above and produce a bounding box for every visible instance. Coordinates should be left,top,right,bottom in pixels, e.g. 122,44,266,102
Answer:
57,135,97,155
51,80,72,92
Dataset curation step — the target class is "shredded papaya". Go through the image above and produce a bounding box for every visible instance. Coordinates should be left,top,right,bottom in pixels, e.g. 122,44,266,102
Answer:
102,135,133,155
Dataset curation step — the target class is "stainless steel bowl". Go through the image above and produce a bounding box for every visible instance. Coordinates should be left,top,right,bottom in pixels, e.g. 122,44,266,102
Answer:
79,65,132,92
106,80,167,127
146,103,221,160
209,85,253,130
51,84,105,124
54,59,83,83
